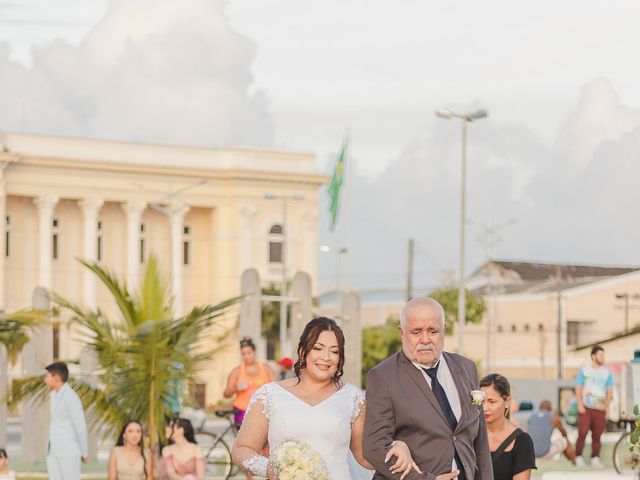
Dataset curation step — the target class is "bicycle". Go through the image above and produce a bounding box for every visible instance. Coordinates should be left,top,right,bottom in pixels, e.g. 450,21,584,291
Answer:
194,409,240,480
613,418,640,475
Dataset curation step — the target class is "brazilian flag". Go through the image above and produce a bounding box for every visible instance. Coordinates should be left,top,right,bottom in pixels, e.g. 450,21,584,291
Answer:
327,133,348,231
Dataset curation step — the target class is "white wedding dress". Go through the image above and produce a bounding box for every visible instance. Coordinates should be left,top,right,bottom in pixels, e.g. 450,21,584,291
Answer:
248,381,373,480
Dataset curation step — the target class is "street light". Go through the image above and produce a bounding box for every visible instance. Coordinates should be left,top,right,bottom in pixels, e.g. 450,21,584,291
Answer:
264,192,304,357
320,245,349,293
435,107,489,355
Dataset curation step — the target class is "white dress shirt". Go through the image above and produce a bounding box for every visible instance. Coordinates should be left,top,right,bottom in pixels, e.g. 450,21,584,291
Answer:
413,353,462,476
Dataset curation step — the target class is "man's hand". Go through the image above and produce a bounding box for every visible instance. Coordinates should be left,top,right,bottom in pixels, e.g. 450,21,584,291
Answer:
81,456,89,464
577,404,586,414
436,470,460,480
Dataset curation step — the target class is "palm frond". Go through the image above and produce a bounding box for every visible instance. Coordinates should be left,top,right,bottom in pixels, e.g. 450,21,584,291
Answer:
78,259,137,328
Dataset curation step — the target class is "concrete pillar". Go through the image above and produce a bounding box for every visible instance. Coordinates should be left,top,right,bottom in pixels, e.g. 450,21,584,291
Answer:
239,269,263,358
238,204,256,273
0,344,7,448
290,272,312,351
34,195,59,289
341,292,362,387
21,286,52,464
79,347,99,461
0,183,6,310
169,202,190,317
122,200,146,290
79,198,104,308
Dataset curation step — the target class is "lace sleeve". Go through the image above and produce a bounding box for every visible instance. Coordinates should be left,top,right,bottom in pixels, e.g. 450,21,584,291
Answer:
351,386,366,424
242,455,269,477
246,383,274,420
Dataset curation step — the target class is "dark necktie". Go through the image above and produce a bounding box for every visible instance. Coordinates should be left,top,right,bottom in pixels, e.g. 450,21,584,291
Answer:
422,363,457,430
423,363,466,480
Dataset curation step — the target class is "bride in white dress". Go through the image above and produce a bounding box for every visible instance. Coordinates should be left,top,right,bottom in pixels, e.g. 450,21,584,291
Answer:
232,317,420,480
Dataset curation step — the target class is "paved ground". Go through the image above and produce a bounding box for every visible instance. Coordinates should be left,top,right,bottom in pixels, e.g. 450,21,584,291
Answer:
6,417,638,479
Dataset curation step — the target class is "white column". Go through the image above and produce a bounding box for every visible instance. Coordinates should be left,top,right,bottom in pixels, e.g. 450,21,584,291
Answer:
0,182,5,310
122,200,146,290
79,198,104,308
238,204,256,272
170,202,190,316
34,195,59,289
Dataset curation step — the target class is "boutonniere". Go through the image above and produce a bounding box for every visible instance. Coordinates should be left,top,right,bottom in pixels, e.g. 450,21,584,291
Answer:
470,389,485,406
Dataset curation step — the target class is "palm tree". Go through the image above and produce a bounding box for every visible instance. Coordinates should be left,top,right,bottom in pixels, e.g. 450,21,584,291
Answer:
0,310,47,364
9,256,238,477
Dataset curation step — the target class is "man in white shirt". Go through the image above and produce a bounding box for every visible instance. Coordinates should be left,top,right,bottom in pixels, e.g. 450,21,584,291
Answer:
44,362,88,480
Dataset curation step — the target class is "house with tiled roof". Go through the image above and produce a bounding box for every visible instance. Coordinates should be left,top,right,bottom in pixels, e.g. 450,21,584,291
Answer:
456,260,640,379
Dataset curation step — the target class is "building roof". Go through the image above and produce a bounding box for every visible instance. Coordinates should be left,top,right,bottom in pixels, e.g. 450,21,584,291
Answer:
489,260,638,281
468,260,640,295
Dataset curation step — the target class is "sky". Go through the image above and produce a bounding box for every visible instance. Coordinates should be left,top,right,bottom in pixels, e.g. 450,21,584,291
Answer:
1,0,640,293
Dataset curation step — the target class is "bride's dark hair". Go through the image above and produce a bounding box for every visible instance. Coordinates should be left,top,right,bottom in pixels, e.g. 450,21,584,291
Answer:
294,317,345,385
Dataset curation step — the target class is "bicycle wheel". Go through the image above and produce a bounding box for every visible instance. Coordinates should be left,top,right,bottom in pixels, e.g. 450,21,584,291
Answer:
195,432,233,479
613,431,640,474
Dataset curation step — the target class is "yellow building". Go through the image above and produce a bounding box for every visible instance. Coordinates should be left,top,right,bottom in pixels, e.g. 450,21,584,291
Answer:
463,260,640,379
0,131,327,405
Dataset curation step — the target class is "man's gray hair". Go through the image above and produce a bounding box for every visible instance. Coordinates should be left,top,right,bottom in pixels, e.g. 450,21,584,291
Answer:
400,297,446,328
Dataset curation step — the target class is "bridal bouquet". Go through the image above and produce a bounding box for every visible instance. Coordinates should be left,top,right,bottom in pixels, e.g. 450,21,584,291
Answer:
270,440,329,480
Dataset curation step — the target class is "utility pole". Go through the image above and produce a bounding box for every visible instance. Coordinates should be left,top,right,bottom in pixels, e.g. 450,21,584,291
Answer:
615,292,640,333
406,238,414,301
556,266,564,380
476,217,516,374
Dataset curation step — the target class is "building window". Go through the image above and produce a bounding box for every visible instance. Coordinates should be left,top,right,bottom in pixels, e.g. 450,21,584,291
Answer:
567,321,584,346
97,221,103,261
140,223,145,263
511,324,517,332
53,323,60,360
268,224,283,263
5,215,9,258
497,325,503,333
524,324,530,332
183,225,191,265
538,323,544,332
52,218,60,260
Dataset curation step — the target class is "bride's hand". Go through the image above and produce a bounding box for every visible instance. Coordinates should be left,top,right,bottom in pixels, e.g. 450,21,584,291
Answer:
385,440,422,480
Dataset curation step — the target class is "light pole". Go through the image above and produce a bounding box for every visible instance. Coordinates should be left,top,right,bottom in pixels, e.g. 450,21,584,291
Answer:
265,192,304,357
320,245,349,316
436,108,488,355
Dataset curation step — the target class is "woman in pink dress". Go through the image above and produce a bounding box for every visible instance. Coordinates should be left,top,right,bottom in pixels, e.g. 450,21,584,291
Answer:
162,418,205,480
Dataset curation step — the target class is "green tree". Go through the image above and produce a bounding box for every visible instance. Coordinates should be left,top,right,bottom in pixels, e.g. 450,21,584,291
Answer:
429,287,486,335
8,257,238,476
0,310,47,364
361,316,402,388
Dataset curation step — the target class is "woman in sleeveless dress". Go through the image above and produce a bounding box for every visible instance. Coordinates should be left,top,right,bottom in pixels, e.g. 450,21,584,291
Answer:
224,336,277,429
108,420,151,480
480,374,536,480
162,418,205,480
232,317,421,480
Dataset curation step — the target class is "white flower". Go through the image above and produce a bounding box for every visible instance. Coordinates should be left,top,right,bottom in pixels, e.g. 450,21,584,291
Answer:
271,440,329,480
471,389,486,406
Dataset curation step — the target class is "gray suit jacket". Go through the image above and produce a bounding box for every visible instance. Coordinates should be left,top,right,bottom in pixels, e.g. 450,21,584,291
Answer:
363,351,493,480
48,383,88,458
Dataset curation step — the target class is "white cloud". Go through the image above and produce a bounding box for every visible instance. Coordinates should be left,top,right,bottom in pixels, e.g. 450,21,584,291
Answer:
320,78,640,291
0,0,273,148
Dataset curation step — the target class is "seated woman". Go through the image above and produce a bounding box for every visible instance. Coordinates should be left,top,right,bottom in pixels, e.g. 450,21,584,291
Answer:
108,420,151,480
480,373,536,480
162,418,205,480
0,448,17,480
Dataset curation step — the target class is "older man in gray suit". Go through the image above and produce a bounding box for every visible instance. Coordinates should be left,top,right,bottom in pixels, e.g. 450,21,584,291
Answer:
45,362,88,480
364,298,493,480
